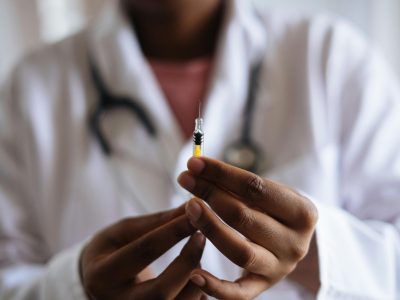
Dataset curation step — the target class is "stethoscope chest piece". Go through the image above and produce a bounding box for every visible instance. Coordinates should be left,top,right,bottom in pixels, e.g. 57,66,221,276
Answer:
224,140,264,174
222,59,265,174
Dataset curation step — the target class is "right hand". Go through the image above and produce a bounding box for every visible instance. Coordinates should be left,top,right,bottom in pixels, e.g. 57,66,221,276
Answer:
80,205,206,300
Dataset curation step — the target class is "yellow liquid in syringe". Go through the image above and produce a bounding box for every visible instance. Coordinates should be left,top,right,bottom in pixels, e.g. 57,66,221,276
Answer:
193,144,203,157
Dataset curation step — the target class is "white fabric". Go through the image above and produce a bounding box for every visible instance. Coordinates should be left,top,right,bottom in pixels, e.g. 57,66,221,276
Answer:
0,0,399,299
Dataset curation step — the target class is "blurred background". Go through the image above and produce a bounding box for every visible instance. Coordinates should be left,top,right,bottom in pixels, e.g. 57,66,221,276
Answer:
0,0,399,83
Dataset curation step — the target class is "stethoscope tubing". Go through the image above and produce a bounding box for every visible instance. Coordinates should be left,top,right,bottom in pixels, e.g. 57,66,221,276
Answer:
88,55,264,172
88,57,157,155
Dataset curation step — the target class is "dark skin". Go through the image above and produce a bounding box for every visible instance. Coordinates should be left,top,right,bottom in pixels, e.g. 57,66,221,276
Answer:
80,0,320,298
178,158,319,298
121,0,225,60
81,158,318,299
81,205,207,299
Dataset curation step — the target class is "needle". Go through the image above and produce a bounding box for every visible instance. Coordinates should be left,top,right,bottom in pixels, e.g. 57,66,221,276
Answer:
198,101,202,119
193,101,204,157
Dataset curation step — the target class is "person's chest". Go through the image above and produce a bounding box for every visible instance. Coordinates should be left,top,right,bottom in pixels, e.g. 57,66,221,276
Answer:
32,65,340,257
18,40,339,300
18,22,341,270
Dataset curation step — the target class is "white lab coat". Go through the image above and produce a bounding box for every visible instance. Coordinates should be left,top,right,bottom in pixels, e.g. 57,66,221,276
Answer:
1,0,399,299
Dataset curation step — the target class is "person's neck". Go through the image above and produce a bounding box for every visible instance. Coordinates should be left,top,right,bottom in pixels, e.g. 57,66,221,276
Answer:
122,0,225,61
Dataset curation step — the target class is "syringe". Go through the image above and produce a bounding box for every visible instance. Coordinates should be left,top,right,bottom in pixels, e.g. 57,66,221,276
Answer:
193,103,204,157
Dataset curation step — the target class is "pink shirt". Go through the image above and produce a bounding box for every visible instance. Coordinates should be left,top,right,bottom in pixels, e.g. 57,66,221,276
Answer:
148,58,213,140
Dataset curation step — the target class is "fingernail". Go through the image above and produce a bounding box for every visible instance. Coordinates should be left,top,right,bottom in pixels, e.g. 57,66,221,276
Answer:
186,200,202,223
193,232,206,248
188,158,206,175
190,274,206,287
178,172,196,191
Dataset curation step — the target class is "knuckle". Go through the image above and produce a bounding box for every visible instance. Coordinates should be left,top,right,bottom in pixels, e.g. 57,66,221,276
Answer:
297,201,319,229
246,175,266,199
288,242,308,261
238,246,257,269
234,207,255,230
233,283,253,300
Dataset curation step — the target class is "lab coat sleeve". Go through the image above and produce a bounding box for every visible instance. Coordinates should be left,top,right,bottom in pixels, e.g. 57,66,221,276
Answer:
0,70,87,300
314,21,400,299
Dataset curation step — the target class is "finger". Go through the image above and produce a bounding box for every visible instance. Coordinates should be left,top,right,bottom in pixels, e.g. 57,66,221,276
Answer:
190,270,270,300
131,233,206,300
176,261,205,300
186,198,279,275
180,174,297,259
87,205,188,258
104,215,196,281
180,157,318,228
107,203,187,245
156,233,206,296
175,282,205,300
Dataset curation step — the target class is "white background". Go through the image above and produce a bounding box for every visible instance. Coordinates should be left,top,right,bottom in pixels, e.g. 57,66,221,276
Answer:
0,0,399,83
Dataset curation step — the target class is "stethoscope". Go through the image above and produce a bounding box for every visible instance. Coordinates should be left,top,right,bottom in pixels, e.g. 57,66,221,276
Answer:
89,57,265,173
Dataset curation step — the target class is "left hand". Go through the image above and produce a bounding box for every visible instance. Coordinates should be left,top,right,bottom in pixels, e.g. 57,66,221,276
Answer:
178,157,318,299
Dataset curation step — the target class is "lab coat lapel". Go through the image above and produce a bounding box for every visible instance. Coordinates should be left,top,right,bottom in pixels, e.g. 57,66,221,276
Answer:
203,0,268,159
87,0,267,213
88,1,184,213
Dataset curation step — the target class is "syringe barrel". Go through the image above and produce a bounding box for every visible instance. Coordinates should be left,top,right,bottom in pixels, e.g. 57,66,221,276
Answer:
193,118,204,156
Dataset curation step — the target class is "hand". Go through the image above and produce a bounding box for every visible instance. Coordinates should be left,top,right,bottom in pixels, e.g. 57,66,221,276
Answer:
80,205,207,300
178,157,318,299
